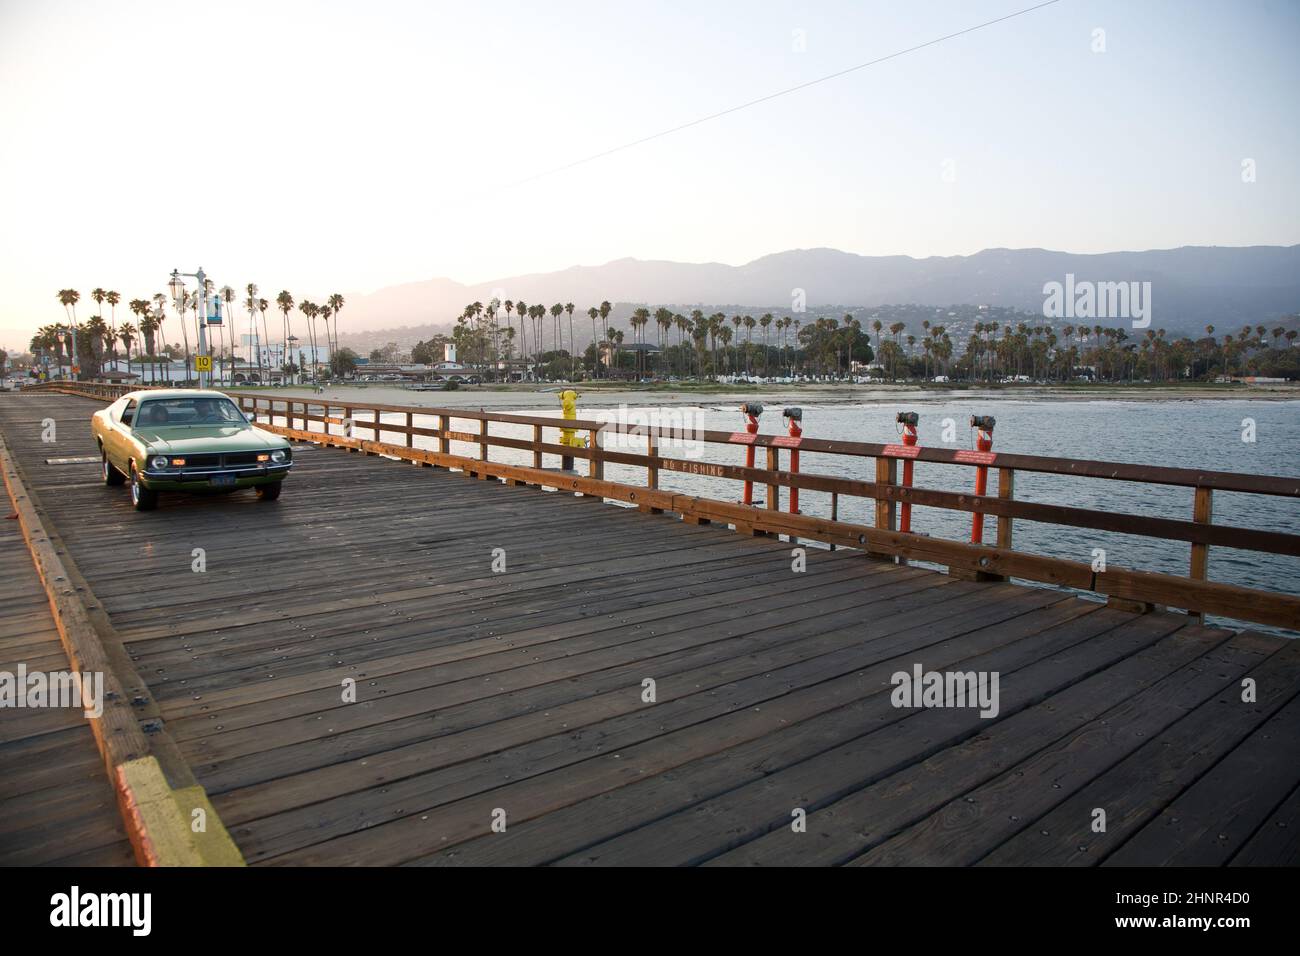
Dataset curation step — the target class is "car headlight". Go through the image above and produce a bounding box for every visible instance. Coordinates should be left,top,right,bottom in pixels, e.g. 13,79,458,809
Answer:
270,449,287,463
150,455,169,470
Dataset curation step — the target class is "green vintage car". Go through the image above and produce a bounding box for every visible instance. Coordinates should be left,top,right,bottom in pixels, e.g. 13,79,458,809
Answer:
92,389,292,511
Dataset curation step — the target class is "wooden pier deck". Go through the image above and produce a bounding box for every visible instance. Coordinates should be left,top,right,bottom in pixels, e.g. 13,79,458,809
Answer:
0,488,135,866
1,389,1297,867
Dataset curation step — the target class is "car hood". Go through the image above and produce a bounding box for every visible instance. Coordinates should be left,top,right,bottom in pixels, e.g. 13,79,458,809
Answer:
133,425,287,455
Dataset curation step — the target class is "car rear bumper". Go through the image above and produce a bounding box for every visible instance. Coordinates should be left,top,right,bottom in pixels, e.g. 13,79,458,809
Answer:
140,464,291,491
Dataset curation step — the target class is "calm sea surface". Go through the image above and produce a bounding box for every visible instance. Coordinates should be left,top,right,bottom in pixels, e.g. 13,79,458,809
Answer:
366,399,1299,636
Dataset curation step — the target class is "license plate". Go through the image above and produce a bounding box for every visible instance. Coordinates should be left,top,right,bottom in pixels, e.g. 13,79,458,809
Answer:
210,474,237,487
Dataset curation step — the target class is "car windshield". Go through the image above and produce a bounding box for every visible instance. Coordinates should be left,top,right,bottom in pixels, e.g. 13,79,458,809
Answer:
135,397,246,428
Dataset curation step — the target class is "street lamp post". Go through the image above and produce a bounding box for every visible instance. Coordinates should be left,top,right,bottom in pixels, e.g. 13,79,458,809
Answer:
170,268,210,388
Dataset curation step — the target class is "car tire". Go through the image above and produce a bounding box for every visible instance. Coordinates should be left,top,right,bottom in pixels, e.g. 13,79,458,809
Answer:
256,482,283,501
129,463,158,511
102,449,125,486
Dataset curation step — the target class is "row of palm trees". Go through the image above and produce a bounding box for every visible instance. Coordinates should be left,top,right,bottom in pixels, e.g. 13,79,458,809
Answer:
958,320,1299,383
40,287,347,384
37,288,1298,386
453,298,1298,384
453,299,821,380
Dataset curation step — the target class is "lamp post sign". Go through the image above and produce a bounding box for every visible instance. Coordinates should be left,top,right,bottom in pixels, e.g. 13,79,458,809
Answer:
170,267,211,388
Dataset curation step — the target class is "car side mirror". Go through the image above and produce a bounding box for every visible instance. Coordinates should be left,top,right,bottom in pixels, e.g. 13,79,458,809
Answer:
244,412,256,423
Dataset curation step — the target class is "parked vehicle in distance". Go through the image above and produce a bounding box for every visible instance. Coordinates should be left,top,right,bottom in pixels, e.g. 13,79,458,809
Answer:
92,389,293,511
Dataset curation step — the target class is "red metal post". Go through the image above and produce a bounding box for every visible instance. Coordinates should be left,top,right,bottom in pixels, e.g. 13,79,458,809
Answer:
784,407,803,514
741,403,762,505
969,415,996,543
897,411,919,533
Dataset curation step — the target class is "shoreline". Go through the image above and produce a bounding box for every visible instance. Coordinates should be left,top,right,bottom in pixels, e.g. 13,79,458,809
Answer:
227,381,1300,411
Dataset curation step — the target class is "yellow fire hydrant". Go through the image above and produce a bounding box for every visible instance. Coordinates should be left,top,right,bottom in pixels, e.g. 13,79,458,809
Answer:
559,389,583,470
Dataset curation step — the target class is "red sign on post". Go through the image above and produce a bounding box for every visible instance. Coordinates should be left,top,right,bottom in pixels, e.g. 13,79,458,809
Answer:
728,432,757,444
772,435,803,448
955,450,997,466
882,444,921,459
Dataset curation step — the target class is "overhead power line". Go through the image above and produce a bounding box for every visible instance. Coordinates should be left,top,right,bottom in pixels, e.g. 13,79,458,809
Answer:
500,0,1064,192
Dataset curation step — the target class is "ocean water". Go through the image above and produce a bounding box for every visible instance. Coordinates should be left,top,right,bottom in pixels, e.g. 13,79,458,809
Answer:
355,399,1300,635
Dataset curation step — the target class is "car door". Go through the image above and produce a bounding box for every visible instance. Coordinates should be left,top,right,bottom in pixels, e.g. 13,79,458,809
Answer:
108,399,137,472
97,399,123,466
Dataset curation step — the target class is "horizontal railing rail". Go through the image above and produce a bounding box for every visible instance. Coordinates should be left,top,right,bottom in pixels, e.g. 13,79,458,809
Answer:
23,382,1300,630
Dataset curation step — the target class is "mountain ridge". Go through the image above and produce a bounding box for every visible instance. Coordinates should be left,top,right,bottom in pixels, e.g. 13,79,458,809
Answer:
337,244,1300,340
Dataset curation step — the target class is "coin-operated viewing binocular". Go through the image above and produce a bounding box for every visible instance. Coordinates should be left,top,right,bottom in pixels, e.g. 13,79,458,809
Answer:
970,415,996,433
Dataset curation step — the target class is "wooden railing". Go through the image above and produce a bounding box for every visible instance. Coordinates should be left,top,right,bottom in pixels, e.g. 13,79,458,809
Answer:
22,382,1300,630
22,381,154,401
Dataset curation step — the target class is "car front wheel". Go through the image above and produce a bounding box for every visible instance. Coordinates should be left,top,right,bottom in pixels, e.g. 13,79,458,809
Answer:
102,449,125,486
255,482,283,501
130,464,158,511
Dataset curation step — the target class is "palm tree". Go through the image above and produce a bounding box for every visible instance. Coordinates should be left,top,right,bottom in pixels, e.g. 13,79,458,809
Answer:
527,304,540,364
760,313,773,374
277,291,295,382
598,301,612,377
300,300,319,381
550,303,564,368
318,305,333,378
118,321,136,379
137,305,159,382
83,315,109,377
515,300,528,363
655,308,673,378
564,303,576,379
504,300,515,367
103,290,121,362
676,314,696,377
587,307,600,376
258,298,272,379
631,308,650,377
56,290,80,377
742,315,757,375
327,293,345,360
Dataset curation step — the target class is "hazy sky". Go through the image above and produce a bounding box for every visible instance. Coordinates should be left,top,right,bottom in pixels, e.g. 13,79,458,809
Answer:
2,0,1297,350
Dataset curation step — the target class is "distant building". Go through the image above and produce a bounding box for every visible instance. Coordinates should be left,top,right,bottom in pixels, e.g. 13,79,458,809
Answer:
100,359,191,384
239,335,328,369
353,361,478,383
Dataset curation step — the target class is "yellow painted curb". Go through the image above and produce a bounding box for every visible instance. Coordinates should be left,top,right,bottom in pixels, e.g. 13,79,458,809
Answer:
115,757,245,867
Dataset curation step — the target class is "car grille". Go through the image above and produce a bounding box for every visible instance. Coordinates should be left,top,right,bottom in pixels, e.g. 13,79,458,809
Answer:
171,450,290,469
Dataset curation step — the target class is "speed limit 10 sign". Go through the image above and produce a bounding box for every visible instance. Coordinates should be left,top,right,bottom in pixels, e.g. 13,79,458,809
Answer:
194,355,213,372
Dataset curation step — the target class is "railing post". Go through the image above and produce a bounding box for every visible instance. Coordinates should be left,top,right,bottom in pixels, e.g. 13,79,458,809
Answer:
766,446,779,511
477,418,490,479
646,430,659,491
870,455,897,560
991,466,1015,581
829,492,839,551
588,426,604,481
406,411,414,449
1190,486,1213,620
533,424,543,470
640,430,662,514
